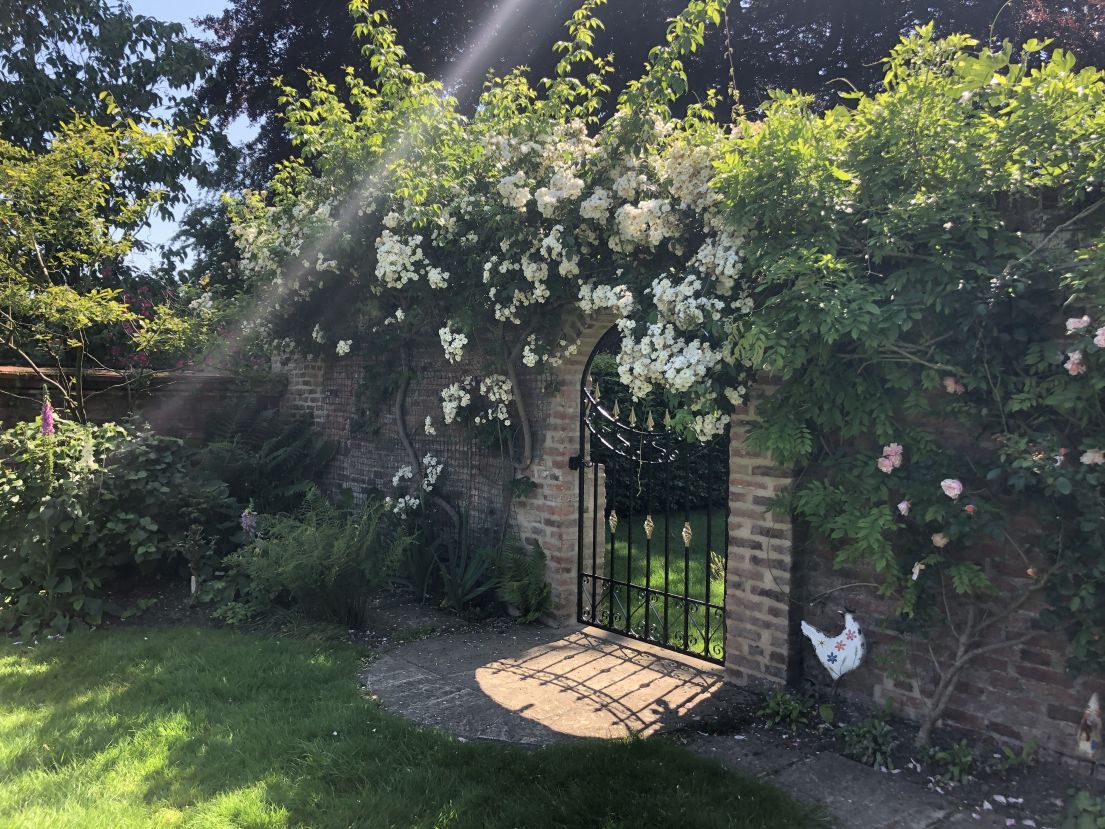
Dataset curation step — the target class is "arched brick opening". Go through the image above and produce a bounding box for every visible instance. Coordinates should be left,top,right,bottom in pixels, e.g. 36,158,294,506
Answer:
514,313,798,688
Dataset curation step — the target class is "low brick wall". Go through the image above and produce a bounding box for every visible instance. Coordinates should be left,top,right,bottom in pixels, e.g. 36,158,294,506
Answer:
0,366,283,437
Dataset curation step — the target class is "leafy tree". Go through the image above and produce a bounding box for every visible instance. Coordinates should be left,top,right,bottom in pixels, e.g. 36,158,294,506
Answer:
199,0,1105,187
0,110,214,419
0,0,222,207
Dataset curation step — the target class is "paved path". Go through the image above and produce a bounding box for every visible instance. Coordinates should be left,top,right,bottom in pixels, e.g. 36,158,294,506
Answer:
360,624,1038,829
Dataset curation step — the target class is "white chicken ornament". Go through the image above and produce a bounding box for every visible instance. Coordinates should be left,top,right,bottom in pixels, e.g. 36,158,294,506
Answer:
1078,692,1102,764
801,610,866,681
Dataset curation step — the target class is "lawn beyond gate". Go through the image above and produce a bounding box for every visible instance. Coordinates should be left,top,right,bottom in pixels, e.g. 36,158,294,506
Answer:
0,628,821,828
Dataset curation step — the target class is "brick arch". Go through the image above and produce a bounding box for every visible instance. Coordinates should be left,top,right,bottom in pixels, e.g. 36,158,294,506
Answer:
512,314,797,690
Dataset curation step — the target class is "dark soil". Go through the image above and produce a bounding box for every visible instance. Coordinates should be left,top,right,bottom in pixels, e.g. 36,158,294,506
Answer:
682,683,1105,827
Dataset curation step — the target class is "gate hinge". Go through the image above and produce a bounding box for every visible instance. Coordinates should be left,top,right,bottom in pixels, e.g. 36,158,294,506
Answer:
568,455,581,471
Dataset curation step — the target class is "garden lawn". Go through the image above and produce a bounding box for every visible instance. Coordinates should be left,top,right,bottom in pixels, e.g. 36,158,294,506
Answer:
0,627,821,829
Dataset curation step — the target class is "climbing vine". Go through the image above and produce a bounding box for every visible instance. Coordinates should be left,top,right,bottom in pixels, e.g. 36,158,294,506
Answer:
228,0,1105,744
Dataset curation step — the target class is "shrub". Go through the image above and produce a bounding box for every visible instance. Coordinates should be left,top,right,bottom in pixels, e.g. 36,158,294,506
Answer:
1061,791,1105,829
0,417,230,638
195,406,336,516
839,715,898,770
758,690,811,731
497,541,551,623
223,487,414,627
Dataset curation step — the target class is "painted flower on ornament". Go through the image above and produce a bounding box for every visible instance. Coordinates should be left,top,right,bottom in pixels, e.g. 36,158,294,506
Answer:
1067,315,1092,332
1081,449,1105,465
932,532,950,548
897,500,911,517
942,376,966,395
1065,351,1086,376
940,478,963,500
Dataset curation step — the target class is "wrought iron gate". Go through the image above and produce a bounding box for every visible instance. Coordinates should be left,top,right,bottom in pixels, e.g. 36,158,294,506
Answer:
571,335,729,664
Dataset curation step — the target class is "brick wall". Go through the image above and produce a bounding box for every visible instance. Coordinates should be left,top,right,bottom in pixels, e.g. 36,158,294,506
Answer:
277,315,1098,762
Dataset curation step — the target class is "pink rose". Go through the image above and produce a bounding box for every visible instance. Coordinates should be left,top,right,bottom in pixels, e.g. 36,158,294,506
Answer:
877,457,895,474
940,478,963,499
1095,327,1105,349
881,443,904,468
931,532,950,548
1067,315,1092,332
897,500,911,516
942,376,966,395
1065,351,1086,376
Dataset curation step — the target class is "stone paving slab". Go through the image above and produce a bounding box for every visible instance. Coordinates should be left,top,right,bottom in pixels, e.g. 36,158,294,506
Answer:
360,623,1037,828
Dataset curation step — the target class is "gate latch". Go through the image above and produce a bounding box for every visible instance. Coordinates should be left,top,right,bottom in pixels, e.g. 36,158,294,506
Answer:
567,455,581,471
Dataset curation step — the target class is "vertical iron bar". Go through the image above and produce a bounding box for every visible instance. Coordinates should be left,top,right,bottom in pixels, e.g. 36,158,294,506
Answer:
576,380,587,626
683,455,691,653
704,443,713,658
625,448,634,636
663,454,671,645
591,455,598,624
644,449,653,641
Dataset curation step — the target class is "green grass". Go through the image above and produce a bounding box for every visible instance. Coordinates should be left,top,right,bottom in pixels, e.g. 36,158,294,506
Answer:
587,509,727,659
0,627,821,829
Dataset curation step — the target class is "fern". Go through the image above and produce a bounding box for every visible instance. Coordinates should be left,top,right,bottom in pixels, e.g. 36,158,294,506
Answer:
497,542,551,623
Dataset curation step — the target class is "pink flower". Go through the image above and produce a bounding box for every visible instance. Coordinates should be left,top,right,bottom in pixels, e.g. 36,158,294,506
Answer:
1065,351,1086,376
1067,315,1092,332
942,376,966,395
897,500,911,516
41,397,55,436
876,457,895,474
964,504,975,514
882,443,904,466
1095,327,1105,349
1081,449,1105,465
940,478,963,499
931,532,950,548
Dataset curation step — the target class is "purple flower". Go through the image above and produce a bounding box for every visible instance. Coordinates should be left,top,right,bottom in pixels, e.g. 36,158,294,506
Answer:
240,507,258,539
41,398,55,436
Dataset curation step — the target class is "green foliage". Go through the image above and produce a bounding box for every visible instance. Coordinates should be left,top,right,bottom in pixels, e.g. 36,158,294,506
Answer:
223,487,414,628
0,417,229,638
988,739,1038,773
925,739,976,784
1061,791,1105,829
196,405,336,516
437,521,497,613
497,541,552,623
839,715,898,769
758,689,811,731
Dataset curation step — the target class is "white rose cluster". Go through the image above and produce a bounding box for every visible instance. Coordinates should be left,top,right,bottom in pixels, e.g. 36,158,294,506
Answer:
578,282,635,317
663,141,719,211
475,374,513,425
335,339,352,356
692,231,745,297
579,187,612,221
651,273,724,330
611,199,680,250
534,168,585,217
497,172,531,211
421,454,443,492
439,324,469,363
375,230,427,289
617,322,723,399
441,377,474,424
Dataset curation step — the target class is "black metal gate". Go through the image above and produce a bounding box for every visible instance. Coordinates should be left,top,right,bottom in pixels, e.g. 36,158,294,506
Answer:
570,333,729,664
